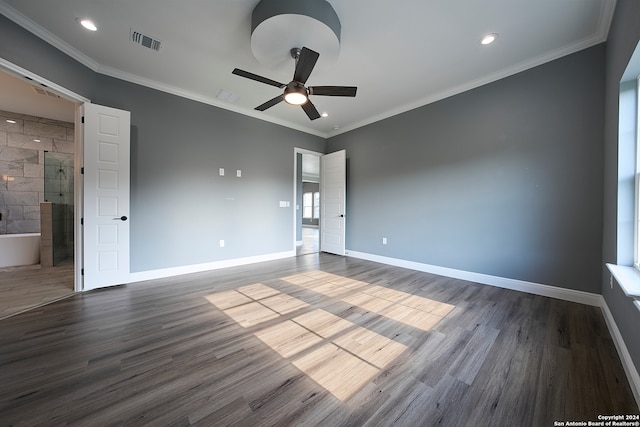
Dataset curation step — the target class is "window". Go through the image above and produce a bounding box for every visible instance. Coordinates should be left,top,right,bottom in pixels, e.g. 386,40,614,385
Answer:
303,191,321,220
313,192,320,219
303,192,313,219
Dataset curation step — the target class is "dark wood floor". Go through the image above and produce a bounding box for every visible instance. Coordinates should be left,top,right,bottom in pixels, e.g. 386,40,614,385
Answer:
0,253,637,426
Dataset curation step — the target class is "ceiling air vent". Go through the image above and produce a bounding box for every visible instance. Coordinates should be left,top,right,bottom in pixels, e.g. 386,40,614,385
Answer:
32,86,61,98
130,29,162,52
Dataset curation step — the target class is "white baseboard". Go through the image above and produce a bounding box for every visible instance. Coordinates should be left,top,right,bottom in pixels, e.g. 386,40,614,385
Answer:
600,297,640,408
346,251,602,306
346,250,639,408
128,250,295,283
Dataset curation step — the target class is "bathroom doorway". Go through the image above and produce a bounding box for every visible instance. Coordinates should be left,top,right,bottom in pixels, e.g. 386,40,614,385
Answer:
0,67,78,318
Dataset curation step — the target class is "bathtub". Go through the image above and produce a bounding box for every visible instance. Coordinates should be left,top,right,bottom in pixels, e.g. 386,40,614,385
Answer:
0,233,41,268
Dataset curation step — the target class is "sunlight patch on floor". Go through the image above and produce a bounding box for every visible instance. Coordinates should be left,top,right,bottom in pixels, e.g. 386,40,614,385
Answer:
204,270,454,401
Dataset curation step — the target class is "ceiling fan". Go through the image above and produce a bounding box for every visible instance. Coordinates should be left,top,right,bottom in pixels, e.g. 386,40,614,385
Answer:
232,47,357,120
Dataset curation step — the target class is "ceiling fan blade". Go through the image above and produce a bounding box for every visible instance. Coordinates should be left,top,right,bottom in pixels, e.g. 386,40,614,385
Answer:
232,68,286,89
301,100,321,120
256,95,284,111
293,47,319,84
309,86,357,97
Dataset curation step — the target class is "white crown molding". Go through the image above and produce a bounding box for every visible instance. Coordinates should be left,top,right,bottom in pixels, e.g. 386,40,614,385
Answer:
0,1,100,71
95,65,327,138
332,1,616,137
1,0,616,140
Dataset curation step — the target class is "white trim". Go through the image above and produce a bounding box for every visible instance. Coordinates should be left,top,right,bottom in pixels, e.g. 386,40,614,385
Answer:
128,250,294,283
96,66,326,138
1,0,615,140
0,58,90,103
0,2,100,72
346,251,602,306
333,37,607,137
294,148,323,254
346,250,639,408
330,1,616,138
607,263,640,299
600,296,640,408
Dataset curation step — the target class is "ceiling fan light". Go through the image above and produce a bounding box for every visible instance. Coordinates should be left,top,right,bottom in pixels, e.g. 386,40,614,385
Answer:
284,84,308,105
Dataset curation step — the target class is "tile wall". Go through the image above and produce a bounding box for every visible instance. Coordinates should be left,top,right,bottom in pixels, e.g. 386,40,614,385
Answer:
0,110,74,234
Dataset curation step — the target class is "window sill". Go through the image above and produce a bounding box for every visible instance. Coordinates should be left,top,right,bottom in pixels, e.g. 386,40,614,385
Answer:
606,264,640,310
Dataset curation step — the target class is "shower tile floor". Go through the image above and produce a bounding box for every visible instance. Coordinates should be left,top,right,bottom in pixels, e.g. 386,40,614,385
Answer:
0,259,74,319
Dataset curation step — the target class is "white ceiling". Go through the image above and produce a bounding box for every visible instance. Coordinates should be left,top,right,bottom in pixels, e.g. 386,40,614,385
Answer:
0,0,615,137
0,70,75,122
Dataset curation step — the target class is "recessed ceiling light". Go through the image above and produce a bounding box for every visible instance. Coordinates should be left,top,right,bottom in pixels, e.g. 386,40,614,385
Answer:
321,112,328,118
6,119,16,124
78,18,98,32
481,33,498,45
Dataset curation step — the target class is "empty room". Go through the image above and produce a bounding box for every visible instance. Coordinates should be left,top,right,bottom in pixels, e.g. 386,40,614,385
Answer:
1,0,640,425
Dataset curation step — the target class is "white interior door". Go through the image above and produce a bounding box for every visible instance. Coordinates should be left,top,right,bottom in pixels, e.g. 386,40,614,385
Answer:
320,149,346,255
83,103,131,290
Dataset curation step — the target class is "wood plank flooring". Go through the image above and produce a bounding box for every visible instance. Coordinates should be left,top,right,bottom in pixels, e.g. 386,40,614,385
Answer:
0,253,637,426
0,260,74,319
296,226,319,256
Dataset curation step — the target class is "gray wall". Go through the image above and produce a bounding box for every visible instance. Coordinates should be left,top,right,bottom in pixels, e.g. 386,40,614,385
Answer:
327,44,605,294
602,0,640,384
93,75,325,272
0,15,95,100
0,15,325,273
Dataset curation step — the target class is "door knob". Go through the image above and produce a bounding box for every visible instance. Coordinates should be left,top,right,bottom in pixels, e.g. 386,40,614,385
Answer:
339,214,344,217
113,216,128,221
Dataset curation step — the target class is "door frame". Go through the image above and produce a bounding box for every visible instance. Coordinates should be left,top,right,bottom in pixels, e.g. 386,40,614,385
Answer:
293,148,323,252
0,58,90,292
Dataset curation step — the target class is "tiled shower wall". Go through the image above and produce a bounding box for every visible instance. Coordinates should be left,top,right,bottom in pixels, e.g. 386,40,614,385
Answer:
0,109,74,234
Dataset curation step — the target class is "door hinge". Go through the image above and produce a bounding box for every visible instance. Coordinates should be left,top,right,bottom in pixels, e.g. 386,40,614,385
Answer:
81,116,85,123
81,268,84,276
81,167,84,174
81,218,84,225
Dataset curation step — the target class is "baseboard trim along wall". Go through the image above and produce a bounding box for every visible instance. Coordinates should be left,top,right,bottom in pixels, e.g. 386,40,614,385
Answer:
128,250,295,283
346,250,640,408
600,297,640,408
346,251,602,306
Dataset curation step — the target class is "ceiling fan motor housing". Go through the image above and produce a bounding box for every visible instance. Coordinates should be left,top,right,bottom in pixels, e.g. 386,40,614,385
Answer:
250,0,341,70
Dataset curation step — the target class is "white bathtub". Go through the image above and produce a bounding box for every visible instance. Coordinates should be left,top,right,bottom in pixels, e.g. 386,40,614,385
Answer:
0,233,41,268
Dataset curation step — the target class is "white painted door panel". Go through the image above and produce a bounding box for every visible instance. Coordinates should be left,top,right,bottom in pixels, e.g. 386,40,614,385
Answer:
320,150,346,255
83,103,130,290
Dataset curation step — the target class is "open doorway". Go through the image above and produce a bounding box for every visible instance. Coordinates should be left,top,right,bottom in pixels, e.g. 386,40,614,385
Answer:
0,64,83,318
295,149,322,256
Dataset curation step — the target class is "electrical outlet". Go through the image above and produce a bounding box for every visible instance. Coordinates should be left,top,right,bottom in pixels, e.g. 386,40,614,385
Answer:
382,237,387,245
219,240,225,248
